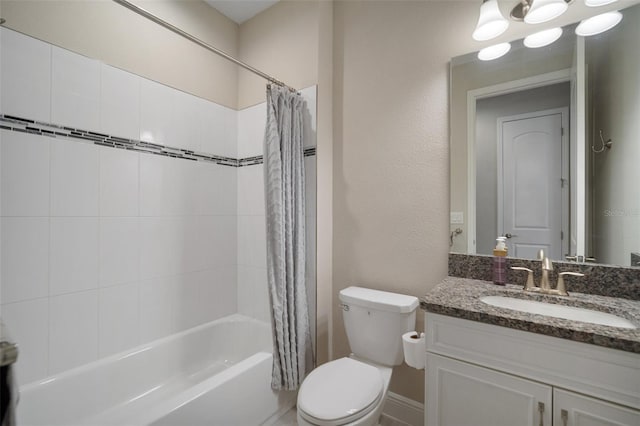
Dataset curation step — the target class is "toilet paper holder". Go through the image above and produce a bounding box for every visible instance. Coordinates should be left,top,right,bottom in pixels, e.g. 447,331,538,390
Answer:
402,331,426,370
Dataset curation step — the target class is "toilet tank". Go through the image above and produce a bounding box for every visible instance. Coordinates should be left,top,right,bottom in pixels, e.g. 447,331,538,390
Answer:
339,286,419,366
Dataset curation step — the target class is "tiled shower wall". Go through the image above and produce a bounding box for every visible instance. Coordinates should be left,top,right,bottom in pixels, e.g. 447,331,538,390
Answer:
0,27,317,384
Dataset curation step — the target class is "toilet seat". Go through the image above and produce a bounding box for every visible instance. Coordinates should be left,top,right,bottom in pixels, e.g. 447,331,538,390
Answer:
297,357,384,425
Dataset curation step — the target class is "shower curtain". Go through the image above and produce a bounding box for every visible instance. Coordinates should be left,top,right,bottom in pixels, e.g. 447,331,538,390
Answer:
263,84,311,391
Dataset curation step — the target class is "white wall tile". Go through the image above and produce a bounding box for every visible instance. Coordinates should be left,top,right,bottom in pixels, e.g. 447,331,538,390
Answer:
237,215,266,268
1,298,49,384
49,291,99,374
172,91,200,152
51,47,100,130
237,164,265,216
237,103,267,159
1,217,49,304
191,163,237,216
305,156,317,218
252,267,270,323
200,99,237,158
236,266,253,317
209,165,238,216
138,153,165,216
300,86,318,149
139,153,189,217
213,215,238,268
100,147,139,217
182,216,211,273
198,99,219,156
175,271,203,331
220,106,238,159
0,130,50,216
139,275,177,343
98,283,139,357
236,266,269,322
100,217,139,287
203,265,237,322
139,217,182,280
100,64,140,140
50,217,99,296
0,28,51,122
50,139,99,216
140,79,174,146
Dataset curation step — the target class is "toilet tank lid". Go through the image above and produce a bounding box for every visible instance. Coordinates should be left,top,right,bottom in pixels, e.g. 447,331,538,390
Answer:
339,287,419,313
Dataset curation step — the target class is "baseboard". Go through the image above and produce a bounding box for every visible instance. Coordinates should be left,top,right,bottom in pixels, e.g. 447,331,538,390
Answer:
382,392,424,426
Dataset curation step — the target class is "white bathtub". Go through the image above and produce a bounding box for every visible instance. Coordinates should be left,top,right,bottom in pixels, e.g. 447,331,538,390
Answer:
17,314,296,426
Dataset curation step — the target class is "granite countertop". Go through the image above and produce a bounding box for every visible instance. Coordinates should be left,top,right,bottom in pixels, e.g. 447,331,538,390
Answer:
421,277,640,353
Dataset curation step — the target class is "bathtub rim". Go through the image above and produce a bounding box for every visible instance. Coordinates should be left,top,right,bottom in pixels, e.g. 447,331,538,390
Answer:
20,313,272,392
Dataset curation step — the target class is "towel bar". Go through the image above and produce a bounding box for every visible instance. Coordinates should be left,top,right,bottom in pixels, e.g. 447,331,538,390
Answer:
0,341,18,367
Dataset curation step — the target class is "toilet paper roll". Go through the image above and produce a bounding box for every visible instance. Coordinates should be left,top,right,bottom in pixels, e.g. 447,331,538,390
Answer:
402,331,426,370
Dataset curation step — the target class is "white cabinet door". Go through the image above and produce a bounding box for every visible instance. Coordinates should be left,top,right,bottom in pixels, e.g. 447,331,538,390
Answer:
426,353,552,426
554,389,640,426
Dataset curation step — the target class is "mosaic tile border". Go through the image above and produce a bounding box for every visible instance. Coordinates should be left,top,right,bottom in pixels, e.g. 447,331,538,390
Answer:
449,253,640,300
0,115,316,167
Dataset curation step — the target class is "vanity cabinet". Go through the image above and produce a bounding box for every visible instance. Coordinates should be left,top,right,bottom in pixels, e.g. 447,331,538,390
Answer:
427,353,552,426
424,313,640,426
553,389,639,426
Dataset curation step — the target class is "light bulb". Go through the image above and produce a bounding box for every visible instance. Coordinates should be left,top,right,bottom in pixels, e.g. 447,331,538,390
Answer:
575,11,623,36
524,27,563,48
478,43,511,61
585,0,618,7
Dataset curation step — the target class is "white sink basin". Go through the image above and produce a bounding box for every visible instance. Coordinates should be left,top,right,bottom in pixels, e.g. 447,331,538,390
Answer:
480,296,637,329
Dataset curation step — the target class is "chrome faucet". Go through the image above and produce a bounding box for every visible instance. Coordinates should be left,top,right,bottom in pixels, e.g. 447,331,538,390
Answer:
511,249,584,296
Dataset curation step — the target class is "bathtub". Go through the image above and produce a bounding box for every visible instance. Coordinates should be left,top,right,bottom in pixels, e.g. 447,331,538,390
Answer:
17,314,296,426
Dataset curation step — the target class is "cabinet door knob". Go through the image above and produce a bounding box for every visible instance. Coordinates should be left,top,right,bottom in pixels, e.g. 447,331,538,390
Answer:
538,402,545,426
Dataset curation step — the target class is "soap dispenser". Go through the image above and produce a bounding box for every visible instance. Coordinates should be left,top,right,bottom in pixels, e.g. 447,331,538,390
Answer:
493,237,508,285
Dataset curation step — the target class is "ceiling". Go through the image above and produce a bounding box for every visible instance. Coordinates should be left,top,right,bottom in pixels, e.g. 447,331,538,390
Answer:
203,0,279,24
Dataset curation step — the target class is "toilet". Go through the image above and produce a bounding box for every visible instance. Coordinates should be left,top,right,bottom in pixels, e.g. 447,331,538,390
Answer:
297,286,419,426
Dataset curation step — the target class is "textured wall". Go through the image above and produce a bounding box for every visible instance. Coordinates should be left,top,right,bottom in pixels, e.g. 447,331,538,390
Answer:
238,0,320,109
332,1,462,402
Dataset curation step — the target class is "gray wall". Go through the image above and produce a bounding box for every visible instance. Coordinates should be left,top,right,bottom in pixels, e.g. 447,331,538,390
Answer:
476,83,570,254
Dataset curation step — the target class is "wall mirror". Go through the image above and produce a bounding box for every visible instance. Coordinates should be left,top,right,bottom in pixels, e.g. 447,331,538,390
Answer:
450,3,639,268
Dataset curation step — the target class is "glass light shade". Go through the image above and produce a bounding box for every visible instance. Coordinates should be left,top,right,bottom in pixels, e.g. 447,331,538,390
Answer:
585,0,618,7
524,27,563,48
524,0,569,24
478,42,511,61
472,0,509,41
575,11,623,36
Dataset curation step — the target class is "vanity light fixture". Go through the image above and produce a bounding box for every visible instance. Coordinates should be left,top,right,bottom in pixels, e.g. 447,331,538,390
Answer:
585,0,618,7
524,27,563,47
478,42,512,60
575,11,622,36
472,0,510,41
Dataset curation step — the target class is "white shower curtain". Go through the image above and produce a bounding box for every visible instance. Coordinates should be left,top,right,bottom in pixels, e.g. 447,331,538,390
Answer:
263,84,311,391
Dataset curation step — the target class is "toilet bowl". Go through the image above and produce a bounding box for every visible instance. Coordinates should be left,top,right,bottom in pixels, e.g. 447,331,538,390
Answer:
296,357,392,426
296,287,418,426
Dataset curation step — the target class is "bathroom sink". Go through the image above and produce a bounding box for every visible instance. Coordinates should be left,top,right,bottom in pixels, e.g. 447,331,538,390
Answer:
480,296,637,329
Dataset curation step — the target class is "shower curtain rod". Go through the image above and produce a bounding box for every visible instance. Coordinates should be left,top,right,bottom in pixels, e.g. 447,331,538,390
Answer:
112,0,295,92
